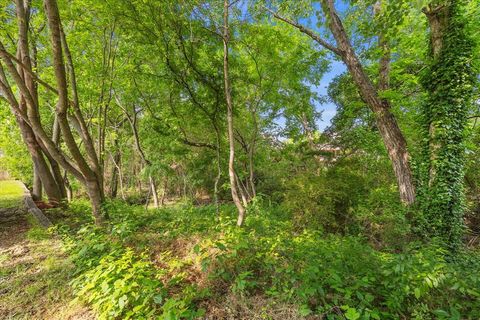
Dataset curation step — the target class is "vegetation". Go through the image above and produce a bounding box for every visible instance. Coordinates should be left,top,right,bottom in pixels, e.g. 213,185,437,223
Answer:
0,0,479,318
52,200,480,319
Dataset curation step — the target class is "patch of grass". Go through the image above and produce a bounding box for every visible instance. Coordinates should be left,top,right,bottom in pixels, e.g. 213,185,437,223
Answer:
0,180,24,208
0,206,93,319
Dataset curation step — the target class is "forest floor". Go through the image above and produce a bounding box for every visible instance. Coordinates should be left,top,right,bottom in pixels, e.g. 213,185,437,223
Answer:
0,180,93,320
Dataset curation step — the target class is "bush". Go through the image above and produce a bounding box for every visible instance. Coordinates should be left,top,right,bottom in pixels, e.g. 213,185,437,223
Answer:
281,167,367,234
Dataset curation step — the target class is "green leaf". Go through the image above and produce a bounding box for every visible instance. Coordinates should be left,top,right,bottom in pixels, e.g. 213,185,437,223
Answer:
414,287,421,299
344,307,361,320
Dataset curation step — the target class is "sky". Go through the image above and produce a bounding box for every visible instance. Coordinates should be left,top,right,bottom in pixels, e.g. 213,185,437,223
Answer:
314,60,346,131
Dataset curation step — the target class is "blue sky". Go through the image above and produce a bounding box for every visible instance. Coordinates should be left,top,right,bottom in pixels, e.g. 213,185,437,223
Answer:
314,60,346,131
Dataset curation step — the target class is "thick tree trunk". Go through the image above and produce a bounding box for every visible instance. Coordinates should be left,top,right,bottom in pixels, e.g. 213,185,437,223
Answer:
423,4,450,184
16,114,63,202
223,0,246,226
44,0,105,223
86,178,104,222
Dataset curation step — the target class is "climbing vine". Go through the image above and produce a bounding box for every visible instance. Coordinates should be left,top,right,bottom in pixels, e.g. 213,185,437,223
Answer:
418,0,477,249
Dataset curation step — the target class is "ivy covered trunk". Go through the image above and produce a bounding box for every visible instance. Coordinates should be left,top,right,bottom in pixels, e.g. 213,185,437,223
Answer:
419,0,476,249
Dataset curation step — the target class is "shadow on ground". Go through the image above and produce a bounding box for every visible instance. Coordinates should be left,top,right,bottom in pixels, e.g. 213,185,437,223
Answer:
0,180,94,320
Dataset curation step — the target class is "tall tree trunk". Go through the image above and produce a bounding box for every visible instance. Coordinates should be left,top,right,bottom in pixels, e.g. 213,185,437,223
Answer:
419,2,475,247
32,161,42,201
50,115,67,199
44,0,105,222
223,0,246,226
1,0,102,218
214,126,222,215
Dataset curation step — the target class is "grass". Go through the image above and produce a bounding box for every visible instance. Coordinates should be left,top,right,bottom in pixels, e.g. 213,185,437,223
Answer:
0,180,24,208
0,180,93,319
0,228,93,319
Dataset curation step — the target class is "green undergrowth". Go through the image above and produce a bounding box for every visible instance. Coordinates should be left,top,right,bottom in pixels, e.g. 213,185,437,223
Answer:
54,199,480,319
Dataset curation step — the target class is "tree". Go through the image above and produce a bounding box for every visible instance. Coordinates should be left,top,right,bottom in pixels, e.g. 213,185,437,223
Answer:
265,0,416,205
223,0,247,226
419,0,476,248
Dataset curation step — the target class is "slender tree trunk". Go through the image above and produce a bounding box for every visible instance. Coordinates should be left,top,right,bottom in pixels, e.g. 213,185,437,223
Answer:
248,112,258,198
223,0,246,226
32,161,42,201
149,175,159,208
214,126,222,215
110,150,125,200
160,178,168,206
49,115,67,199
110,151,120,198
64,170,73,202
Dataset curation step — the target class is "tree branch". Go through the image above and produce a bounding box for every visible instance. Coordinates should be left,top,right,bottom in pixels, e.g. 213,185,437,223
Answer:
263,6,343,56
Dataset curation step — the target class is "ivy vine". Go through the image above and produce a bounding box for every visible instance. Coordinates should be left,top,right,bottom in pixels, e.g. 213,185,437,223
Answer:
418,0,476,250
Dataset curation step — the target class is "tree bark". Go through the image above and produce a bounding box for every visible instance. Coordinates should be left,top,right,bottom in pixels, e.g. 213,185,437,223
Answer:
15,111,63,203
320,0,415,204
223,0,246,226
149,175,159,208
32,161,42,201
214,126,222,215
44,0,104,221
110,151,120,198
423,4,449,184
